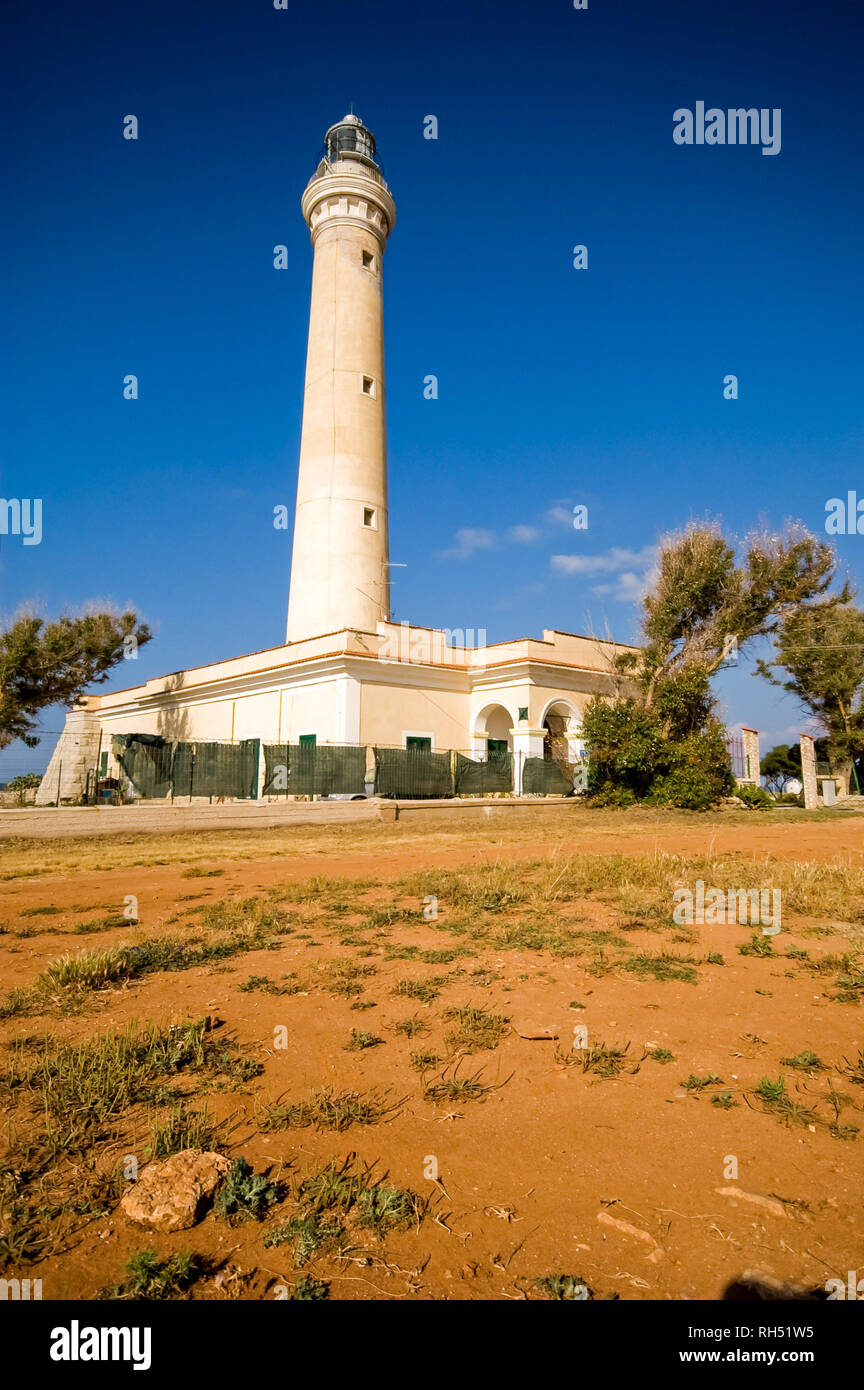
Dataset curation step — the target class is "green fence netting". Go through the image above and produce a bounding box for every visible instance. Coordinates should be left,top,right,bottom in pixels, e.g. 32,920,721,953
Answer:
263,744,367,797
113,736,259,799
172,740,260,800
523,756,573,795
454,751,513,795
374,746,454,799
112,734,173,799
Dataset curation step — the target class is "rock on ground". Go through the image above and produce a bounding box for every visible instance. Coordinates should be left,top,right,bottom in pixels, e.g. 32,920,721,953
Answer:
120,1149,232,1232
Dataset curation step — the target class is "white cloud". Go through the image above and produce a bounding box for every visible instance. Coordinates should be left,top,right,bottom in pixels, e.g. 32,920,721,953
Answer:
550,544,657,577
544,505,574,526
593,571,646,602
508,524,541,544
439,527,497,559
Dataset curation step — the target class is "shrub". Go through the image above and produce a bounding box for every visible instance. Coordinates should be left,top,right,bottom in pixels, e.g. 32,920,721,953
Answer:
735,782,773,810
584,699,733,810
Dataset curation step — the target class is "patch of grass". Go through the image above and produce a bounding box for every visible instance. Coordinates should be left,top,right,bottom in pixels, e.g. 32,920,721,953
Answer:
647,1048,675,1064
257,1086,403,1133
264,1154,426,1265
344,1030,384,1051
392,1016,429,1037
392,977,447,1004
0,899,293,1018
264,1213,343,1265
316,959,377,998
443,1005,510,1053
288,1275,330,1299
711,1091,738,1109
561,1041,637,1079
535,1274,593,1300
682,1072,725,1092
620,954,699,984
3,1016,242,1153
753,1075,818,1128
99,1249,200,1300
422,1064,499,1104
779,1050,827,1071
147,1104,216,1158
409,1051,441,1072
237,973,300,996
739,933,775,957
19,905,61,917
356,1183,424,1237
214,1158,279,1223
841,1049,864,1086
181,867,225,878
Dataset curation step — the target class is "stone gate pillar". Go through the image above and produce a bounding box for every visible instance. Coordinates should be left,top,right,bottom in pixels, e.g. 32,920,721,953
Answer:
800,733,818,810
739,727,760,785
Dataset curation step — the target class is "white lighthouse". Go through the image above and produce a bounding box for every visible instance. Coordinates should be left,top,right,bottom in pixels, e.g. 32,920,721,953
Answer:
38,113,637,805
285,114,397,642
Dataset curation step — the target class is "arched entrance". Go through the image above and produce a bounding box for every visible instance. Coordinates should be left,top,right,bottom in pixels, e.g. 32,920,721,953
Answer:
539,700,584,765
473,703,514,757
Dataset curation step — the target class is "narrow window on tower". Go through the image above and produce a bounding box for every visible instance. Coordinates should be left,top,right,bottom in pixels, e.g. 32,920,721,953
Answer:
362,250,375,271
362,375,376,397
363,506,377,529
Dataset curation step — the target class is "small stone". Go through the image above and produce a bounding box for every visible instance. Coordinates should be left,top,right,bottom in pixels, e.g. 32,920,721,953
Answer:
513,1022,559,1040
596,1210,664,1262
120,1149,232,1232
715,1187,787,1219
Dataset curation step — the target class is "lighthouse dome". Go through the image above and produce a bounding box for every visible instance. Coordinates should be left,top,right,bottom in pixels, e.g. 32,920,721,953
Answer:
324,113,377,166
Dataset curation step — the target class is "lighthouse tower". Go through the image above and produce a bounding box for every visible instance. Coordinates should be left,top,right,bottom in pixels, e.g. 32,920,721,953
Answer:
286,115,397,642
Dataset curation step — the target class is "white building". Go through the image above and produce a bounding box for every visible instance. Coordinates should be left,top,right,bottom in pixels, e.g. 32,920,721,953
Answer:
39,115,636,804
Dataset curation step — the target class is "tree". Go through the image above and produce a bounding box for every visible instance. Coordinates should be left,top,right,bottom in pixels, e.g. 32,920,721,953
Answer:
756,601,864,794
584,522,842,808
761,743,802,794
0,610,152,749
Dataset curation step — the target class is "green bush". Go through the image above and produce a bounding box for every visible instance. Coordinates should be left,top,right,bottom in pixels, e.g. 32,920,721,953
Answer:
584,698,733,810
735,782,773,810
6,773,41,790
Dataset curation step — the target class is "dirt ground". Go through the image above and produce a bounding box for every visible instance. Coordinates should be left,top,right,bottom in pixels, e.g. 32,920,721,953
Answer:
1,804,862,1302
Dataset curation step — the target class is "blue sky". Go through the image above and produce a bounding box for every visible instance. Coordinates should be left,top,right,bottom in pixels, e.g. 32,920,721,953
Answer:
2,0,863,776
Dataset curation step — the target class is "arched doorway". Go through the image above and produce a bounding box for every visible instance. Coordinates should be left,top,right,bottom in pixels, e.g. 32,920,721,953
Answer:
473,703,514,757
540,700,584,765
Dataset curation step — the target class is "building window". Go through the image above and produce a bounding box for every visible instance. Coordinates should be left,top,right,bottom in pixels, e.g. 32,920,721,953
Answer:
298,733,317,747
362,375,375,397
363,506,377,529
518,706,529,721
99,751,109,777
405,736,431,752
362,250,375,270
487,739,508,757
